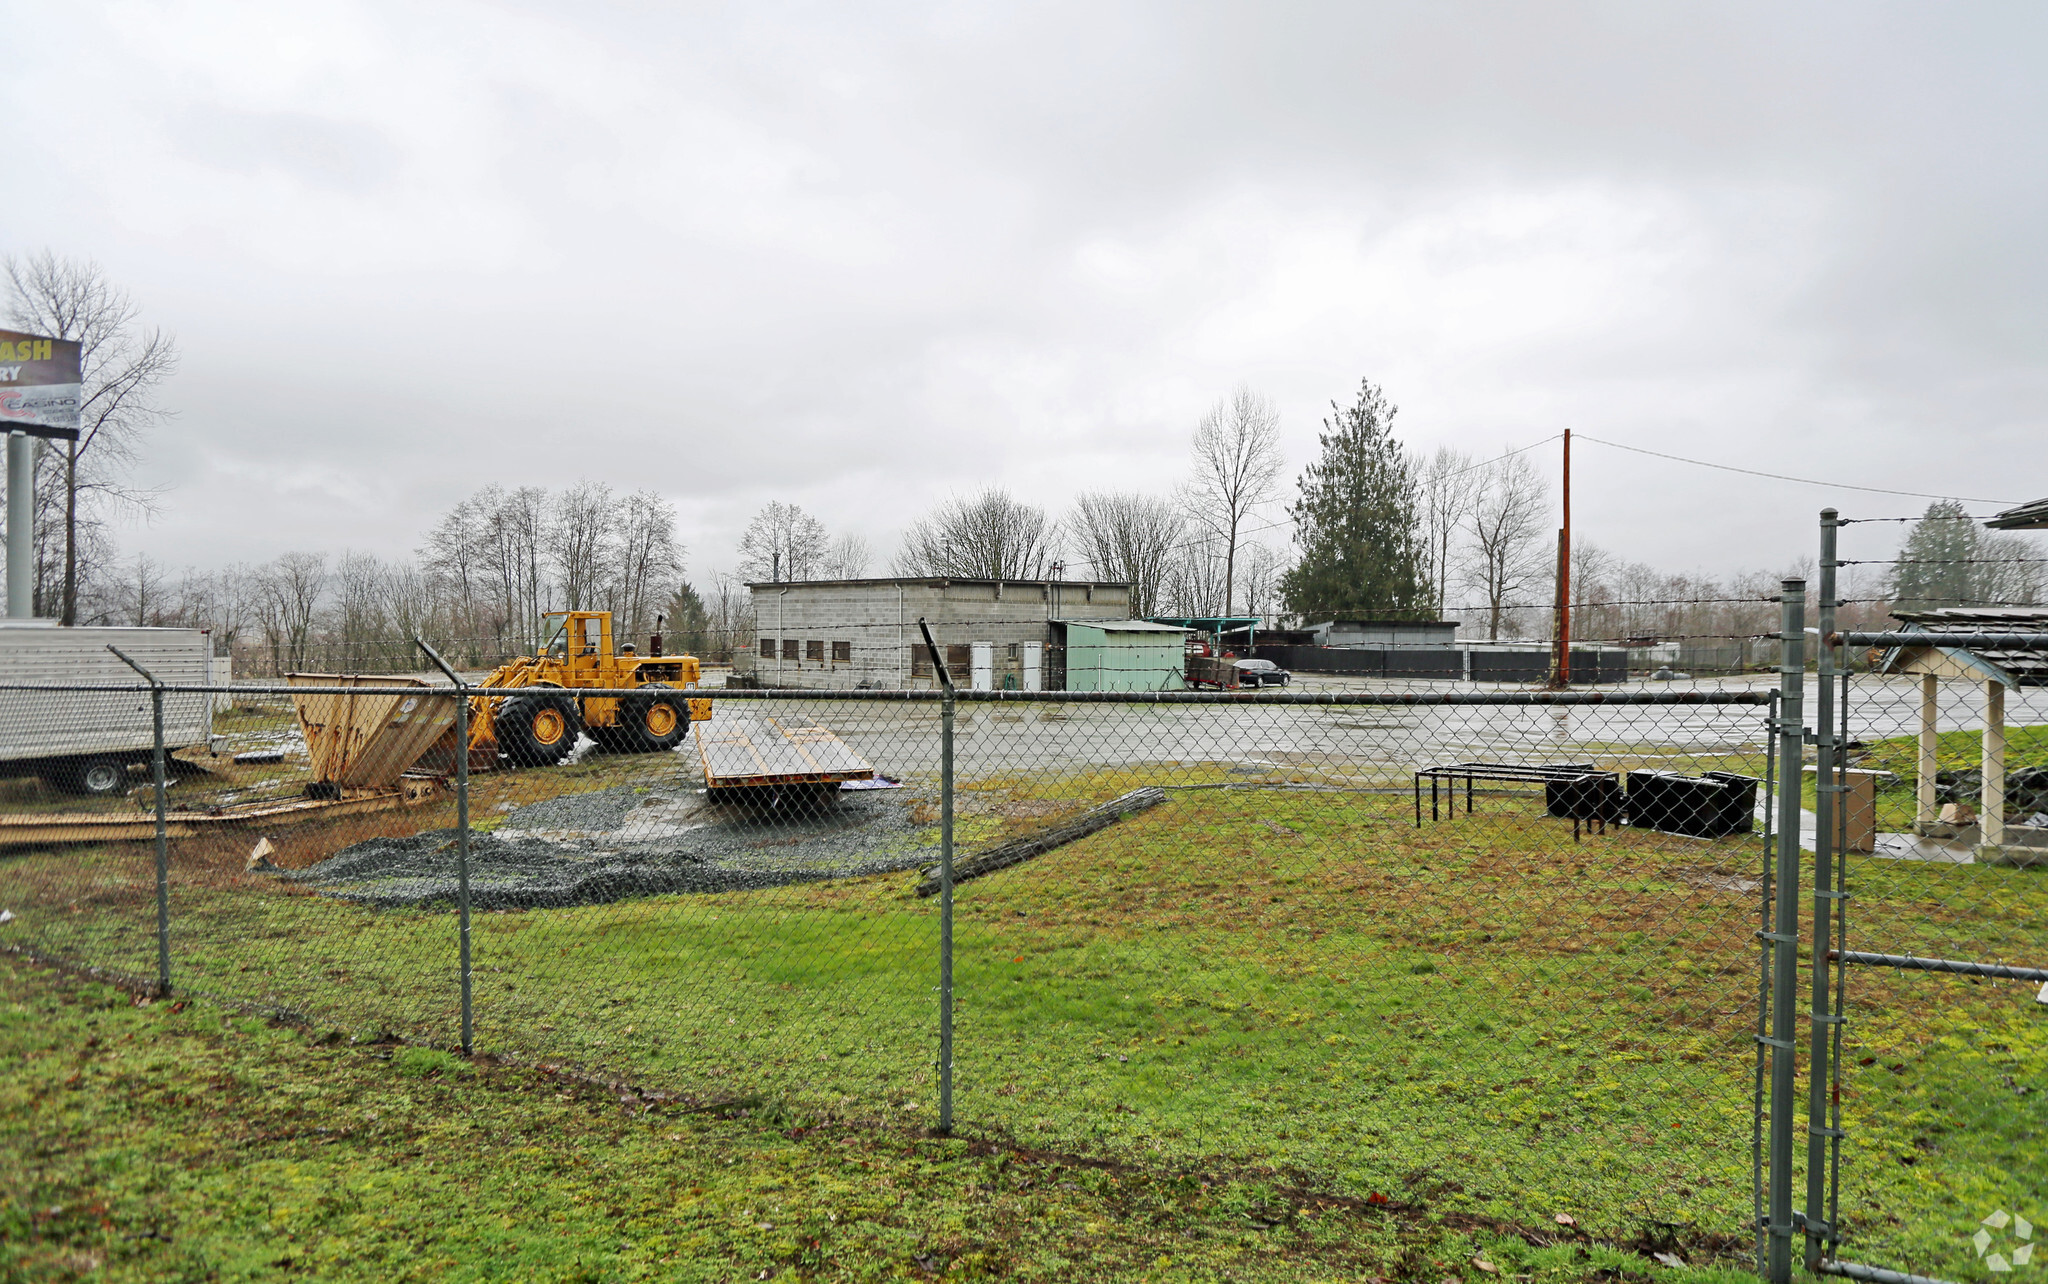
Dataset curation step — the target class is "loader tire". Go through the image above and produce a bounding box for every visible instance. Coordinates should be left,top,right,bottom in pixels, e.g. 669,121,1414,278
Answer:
615,683,689,754
496,692,582,767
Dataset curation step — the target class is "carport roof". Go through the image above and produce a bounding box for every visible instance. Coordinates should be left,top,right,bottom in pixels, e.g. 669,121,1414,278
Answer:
1987,497,2048,530
1877,607,2048,687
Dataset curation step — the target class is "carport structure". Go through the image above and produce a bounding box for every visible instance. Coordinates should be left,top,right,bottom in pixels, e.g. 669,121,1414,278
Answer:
1873,606,2048,865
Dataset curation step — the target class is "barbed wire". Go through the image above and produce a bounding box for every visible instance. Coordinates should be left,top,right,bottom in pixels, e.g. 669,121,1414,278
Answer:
1834,514,2005,524
1834,557,2048,566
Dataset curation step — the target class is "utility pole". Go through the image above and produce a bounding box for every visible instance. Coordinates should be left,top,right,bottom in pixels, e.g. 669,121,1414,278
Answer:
1549,429,1573,687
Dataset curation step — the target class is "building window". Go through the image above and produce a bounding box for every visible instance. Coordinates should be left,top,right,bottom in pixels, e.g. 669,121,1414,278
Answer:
831,641,852,664
758,637,773,655
805,639,825,662
946,644,971,673
782,639,801,661
911,646,931,677
1006,642,1019,662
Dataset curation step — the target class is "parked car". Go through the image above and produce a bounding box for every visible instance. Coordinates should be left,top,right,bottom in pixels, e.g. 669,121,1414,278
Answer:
1232,658,1290,687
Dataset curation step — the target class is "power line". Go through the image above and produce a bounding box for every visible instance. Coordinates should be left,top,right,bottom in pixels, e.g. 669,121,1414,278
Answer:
1573,434,2020,506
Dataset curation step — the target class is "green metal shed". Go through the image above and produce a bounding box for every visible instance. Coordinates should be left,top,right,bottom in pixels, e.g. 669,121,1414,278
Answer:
1059,620,1191,691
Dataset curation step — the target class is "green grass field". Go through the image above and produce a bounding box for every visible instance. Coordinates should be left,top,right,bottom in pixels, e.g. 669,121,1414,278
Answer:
1839,724,2048,832
3,755,2040,1281
1,958,1785,1283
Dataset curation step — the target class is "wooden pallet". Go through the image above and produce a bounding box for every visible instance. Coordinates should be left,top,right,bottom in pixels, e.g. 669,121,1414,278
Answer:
694,716,875,790
0,778,440,846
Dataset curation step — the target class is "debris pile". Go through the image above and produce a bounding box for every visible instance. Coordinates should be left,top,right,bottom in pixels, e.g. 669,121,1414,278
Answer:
283,784,937,910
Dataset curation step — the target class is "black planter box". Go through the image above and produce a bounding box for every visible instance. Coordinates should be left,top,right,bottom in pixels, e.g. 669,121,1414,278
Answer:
1545,773,1623,822
1626,770,1758,838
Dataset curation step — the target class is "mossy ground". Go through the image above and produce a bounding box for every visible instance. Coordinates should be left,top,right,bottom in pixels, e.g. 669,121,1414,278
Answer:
3,742,2040,1281
3,958,1769,1283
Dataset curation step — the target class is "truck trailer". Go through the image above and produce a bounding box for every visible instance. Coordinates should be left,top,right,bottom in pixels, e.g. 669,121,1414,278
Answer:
0,622,219,795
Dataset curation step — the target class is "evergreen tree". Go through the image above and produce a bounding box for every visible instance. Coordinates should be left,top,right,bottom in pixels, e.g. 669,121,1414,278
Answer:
1890,501,1978,611
664,581,715,656
1279,379,1428,620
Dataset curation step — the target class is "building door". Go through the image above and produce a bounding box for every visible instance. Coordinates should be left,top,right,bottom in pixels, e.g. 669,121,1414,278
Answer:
970,642,994,691
1021,641,1043,692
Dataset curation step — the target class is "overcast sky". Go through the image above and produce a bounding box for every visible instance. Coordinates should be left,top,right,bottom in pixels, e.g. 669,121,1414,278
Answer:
5,1,2044,592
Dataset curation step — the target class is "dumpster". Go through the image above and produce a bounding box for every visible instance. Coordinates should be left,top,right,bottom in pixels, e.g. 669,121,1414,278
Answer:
287,674,461,795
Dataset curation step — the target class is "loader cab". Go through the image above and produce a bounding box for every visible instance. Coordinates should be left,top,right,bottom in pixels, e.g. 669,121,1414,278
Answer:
541,611,615,677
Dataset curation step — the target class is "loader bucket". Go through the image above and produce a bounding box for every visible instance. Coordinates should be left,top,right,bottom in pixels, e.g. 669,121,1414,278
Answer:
286,674,461,791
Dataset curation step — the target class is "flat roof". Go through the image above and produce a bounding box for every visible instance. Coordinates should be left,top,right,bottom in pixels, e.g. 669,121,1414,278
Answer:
1057,619,1192,634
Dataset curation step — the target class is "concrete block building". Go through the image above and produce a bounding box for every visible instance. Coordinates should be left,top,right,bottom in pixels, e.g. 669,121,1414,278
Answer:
734,577,1144,691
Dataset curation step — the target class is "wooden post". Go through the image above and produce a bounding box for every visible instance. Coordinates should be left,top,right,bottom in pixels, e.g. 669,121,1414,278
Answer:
1981,679,2006,857
1916,673,1939,832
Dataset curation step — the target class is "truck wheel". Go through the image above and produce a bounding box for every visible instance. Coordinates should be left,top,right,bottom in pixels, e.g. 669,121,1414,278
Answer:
617,683,689,753
46,756,131,797
496,693,582,767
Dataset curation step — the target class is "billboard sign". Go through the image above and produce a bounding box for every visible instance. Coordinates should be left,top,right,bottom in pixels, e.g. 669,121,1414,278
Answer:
0,329,83,442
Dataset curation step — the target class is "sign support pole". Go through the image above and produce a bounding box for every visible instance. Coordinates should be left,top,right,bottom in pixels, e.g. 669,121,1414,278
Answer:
2,326,88,617
7,431,33,618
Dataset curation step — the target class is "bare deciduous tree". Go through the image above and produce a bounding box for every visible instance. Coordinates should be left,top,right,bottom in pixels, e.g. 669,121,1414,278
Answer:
895,488,1054,581
5,251,178,623
548,481,615,612
1065,491,1185,616
1234,541,1292,622
257,552,328,674
1162,543,1229,618
331,550,388,669
1978,531,2045,605
1186,385,1283,617
708,571,756,659
822,533,872,580
738,502,829,582
378,560,438,664
1462,452,1549,641
613,489,686,642
1415,446,1483,619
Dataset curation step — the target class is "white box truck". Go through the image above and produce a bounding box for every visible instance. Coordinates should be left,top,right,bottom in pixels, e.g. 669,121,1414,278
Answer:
0,622,220,795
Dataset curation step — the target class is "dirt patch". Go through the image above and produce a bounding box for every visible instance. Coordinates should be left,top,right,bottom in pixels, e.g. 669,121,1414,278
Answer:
1672,865,1761,895
998,799,1070,820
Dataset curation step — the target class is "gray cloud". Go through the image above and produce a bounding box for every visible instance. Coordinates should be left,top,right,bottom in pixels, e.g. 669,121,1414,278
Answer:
173,105,402,191
3,0,2043,587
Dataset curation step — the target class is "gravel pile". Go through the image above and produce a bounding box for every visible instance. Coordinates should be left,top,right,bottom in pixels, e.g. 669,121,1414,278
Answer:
284,784,935,911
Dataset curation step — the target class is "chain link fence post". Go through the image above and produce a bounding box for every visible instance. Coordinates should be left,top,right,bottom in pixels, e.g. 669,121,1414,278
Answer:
1805,510,1844,1270
107,645,173,998
1765,578,1807,1284
916,619,957,1135
1753,686,1780,1271
418,638,474,1055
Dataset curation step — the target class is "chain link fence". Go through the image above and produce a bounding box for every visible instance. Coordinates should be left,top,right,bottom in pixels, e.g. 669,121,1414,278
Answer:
0,655,1791,1269
1791,512,2048,1284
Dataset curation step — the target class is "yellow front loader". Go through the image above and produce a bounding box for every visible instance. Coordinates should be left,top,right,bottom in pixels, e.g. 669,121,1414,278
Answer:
468,611,711,767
